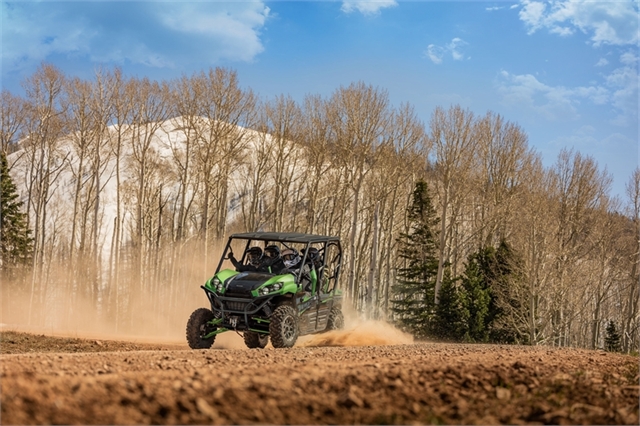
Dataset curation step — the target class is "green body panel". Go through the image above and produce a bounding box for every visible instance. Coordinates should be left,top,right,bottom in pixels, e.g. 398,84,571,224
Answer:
217,269,240,282
252,273,298,296
205,269,238,291
310,269,317,293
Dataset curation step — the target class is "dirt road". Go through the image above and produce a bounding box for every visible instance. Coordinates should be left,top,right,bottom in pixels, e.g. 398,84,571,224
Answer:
1,328,638,425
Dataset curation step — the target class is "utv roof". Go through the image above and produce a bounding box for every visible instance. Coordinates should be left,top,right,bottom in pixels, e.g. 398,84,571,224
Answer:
229,232,340,244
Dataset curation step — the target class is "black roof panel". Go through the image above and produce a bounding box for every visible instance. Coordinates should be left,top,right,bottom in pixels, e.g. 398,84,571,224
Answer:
229,232,340,244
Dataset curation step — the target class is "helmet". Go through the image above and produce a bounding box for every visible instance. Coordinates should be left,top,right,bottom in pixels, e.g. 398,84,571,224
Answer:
264,245,280,259
282,248,300,269
308,247,321,265
245,246,262,266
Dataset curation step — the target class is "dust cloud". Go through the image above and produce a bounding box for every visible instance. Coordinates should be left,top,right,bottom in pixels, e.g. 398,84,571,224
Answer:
0,243,223,346
299,310,414,347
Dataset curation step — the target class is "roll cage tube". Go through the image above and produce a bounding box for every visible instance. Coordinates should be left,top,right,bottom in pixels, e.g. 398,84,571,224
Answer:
215,237,252,274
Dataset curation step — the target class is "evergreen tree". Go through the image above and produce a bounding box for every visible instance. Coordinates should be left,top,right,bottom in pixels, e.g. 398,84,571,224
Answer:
391,180,439,338
457,241,528,344
432,268,469,341
604,320,621,352
489,240,528,344
0,151,33,275
460,249,493,342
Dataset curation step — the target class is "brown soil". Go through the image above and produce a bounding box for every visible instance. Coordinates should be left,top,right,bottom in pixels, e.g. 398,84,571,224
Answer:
1,327,638,425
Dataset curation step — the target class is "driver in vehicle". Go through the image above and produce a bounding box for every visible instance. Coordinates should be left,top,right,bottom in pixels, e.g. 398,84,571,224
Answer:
229,246,263,272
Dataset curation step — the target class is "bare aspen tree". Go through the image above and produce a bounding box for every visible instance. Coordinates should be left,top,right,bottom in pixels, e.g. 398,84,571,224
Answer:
509,155,550,344
327,82,391,303
548,149,611,346
623,169,640,351
65,77,96,268
262,95,302,231
61,72,114,320
368,103,428,317
124,77,171,316
474,112,533,246
300,94,333,234
237,120,272,232
20,64,69,323
160,75,205,315
189,68,256,273
103,68,134,331
88,69,116,311
429,105,476,303
1,91,27,159
167,75,201,242
585,200,626,349
63,76,99,324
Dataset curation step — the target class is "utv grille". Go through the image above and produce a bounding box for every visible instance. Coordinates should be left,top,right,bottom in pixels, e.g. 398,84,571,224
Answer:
225,301,248,312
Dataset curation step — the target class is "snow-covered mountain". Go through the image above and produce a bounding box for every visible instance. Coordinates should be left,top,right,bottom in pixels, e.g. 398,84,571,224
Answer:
8,116,297,262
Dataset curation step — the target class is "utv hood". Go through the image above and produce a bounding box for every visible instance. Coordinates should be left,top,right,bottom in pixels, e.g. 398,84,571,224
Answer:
225,272,282,297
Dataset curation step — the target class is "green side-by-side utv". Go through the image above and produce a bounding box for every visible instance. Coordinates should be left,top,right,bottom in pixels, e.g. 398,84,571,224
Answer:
186,232,344,349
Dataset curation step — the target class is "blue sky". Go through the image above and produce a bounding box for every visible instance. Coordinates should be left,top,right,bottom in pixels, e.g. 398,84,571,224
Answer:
2,0,638,199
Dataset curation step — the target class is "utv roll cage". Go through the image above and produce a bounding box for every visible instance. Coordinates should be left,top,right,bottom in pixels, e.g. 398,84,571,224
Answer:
216,231,343,293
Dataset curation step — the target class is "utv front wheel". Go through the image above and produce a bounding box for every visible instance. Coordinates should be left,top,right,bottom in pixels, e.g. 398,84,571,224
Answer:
244,331,269,349
269,305,299,348
186,308,216,349
326,307,344,330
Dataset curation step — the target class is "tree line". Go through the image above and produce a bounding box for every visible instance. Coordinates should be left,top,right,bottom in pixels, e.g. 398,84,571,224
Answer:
1,63,637,351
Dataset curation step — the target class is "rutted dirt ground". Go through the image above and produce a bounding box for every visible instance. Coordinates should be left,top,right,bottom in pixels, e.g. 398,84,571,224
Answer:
1,327,638,425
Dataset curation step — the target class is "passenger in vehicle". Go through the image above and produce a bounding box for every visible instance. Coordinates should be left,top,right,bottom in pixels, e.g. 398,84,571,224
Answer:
307,247,327,292
259,245,285,274
281,248,313,292
228,246,263,272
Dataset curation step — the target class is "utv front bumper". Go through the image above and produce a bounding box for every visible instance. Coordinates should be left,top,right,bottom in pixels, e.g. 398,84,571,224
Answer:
202,286,274,334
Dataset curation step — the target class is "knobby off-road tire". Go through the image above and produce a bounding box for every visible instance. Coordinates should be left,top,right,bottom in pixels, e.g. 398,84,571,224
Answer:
244,331,269,349
269,304,299,348
326,307,344,330
186,308,216,349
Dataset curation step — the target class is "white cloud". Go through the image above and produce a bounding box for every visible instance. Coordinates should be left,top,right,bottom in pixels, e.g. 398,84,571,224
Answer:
1,1,270,72
595,58,609,67
448,38,468,60
518,0,639,46
341,0,398,15
425,38,468,64
426,44,444,64
158,3,269,62
1,2,94,68
604,51,639,126
496,70,610,121
497,55,637,126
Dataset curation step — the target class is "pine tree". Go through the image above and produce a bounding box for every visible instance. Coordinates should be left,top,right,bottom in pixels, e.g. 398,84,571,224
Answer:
460,249,492,342
604,320,621,352
390,180,440,338
489,240,528,344
0,151,33,275
432,268,469,341
457,241,528,344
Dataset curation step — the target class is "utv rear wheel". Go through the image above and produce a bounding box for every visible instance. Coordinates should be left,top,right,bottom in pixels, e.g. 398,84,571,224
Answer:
269,305,299,348
186,308,216,349
244,331,269,349
326,307,344,330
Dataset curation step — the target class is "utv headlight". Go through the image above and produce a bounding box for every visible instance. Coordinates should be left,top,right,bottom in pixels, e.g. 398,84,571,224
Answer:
259,282,283,296
212,277,224,293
